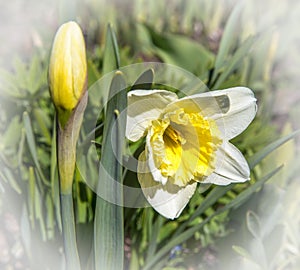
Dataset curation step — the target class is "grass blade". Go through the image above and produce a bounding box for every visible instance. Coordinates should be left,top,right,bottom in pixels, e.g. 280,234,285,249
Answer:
174,184,234,237
50,117,62,232
142,24,214,76
212,36,256,89
248,129,300,169
131,68,154,90
146,215,164,262
94,71,127,270
28,167,36,229
23,111,50,187
212,2,243,82
102,24,120,75
224,166,282,210
143,166,282,270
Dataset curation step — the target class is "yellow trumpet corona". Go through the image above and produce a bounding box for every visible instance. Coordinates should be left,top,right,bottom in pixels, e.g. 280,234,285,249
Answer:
49,21,87,114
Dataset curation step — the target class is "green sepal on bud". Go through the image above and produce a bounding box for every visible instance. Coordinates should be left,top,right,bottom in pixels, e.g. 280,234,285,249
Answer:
49,21,87,128
57,92,88,194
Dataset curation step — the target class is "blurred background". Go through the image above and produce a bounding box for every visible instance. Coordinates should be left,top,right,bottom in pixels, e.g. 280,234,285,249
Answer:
0,0,299,269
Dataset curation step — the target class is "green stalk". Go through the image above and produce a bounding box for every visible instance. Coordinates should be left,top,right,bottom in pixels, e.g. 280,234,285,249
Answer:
60,194,80,270
58,129,81,270
57,92,88,270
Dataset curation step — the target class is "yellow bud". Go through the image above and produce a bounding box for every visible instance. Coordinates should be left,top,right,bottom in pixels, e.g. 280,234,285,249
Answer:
49,21,87,114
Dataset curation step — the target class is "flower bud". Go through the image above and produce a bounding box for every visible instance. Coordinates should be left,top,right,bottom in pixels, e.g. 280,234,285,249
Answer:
49,21,87,121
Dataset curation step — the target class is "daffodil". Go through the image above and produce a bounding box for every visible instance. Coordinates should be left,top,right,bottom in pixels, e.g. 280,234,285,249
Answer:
48,21,88,194
49,21,87,127
48,21,88,269
126,87,257,219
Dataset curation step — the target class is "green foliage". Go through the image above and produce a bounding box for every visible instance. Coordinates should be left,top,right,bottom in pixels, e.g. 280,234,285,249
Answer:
0,54,47,100
139,24,215,76
1,1,299,269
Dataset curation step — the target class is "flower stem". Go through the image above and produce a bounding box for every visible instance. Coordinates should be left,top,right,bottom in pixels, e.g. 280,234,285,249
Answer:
60,193,81,270
56,93,88,270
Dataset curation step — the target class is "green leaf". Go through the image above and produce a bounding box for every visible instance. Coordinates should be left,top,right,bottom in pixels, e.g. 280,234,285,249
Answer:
180,78,208,96
45,193,55,239
131,68,154,90
28,167,36,229
50,117,62,232
33,108,51,145
143,166,282,270
212,2,243,82
157,221,178,243
87,59,101,87
102,24,120,74
34,182,47,241
23,112,50,187
17,129,26,168
0,54,46,100
0,166,22,194
248,129,300,169
129,248,139,270
75,171,88,223
146,216,164,261
13,56,28,91
246,211,261,239
227,166,282,211
0,68,22,98
212,36,256,89
232,245,253,261
94,71,127,270
1,116,22,149
174,184,233,237
28,54,47,95
248,31,277,85
142,24,214,76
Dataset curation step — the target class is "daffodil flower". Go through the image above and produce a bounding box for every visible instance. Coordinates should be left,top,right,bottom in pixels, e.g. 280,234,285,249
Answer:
48,21,88,269
49,21,87,127
126,87,257,219
48,21,88,193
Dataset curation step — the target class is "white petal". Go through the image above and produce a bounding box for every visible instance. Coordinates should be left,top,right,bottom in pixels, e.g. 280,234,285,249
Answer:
212,87,257,139
138,151,197,219
203,142,250,185
166,87,257,140
126,90,178,141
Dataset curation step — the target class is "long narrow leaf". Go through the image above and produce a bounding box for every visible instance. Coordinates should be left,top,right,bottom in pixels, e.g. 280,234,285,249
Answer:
94,71,127,270
131,68,154,90
142,24,214,76
102,24,120,75
248,129,300,169
143,166,282,270
212,36,256,89
224,166,282,210
28,167,36,229
23,112,50,187
146,216,164,261
174,184,233,237
50,117,62,232
212,2,243,82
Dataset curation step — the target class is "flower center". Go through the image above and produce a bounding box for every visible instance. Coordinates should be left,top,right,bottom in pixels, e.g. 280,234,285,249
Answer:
160,125,184,177
149,109,221,186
